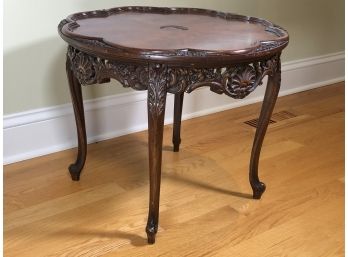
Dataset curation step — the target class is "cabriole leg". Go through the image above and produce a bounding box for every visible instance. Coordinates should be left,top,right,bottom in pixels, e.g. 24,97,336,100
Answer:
249,68,281,199
66,58,87,181
146,64,167,244
172,92,184,152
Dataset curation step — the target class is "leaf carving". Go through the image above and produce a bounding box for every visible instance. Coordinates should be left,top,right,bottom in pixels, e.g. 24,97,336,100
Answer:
67,46,280,100
148,64,167,118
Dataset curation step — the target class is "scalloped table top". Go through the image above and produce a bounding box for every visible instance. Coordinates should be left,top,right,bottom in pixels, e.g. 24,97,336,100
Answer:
59,7,289,63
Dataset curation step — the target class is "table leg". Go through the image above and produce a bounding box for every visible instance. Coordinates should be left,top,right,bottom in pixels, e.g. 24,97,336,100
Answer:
172,92,184,152
249,70,281,199
146,64,167,244
66,58,87,181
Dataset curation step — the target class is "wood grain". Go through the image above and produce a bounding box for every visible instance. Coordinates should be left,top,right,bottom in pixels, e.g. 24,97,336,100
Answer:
59,6,289,65
4,82,344,257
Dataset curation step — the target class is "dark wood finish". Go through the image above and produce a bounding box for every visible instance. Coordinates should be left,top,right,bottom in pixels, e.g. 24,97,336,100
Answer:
66,13,280,51
249,55,281,199
173,93,184,152
146,64,167,244
58,6,288,66
66,58,87,181
58,6,289,244
65,45,280,99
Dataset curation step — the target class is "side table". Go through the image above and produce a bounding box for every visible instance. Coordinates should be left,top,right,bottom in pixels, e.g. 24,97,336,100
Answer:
58,6,289,244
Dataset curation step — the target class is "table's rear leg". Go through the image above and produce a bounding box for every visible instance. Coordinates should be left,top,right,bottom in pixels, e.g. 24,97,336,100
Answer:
249,70,281,199
66,58,87,181
146,64,167,244
172,92,184,152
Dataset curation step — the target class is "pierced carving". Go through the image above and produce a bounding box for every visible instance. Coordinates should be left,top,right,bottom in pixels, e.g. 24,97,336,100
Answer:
67,46,148,90
67,46,280,99
168,55,280,98
60,7,287,246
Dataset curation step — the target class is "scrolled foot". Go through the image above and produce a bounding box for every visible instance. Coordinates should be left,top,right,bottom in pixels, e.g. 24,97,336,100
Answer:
69,164,81,181
146,225,157,244
252,181,266,199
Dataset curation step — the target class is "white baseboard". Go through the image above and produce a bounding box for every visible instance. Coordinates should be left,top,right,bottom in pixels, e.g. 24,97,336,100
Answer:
4,52,344,164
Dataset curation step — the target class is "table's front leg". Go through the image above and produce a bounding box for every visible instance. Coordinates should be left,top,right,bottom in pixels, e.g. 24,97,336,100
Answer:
249,67,281,199
146,64,167,244
66,58,87,181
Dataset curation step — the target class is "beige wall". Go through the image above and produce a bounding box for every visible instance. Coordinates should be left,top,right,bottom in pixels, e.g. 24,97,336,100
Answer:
4,0,344,115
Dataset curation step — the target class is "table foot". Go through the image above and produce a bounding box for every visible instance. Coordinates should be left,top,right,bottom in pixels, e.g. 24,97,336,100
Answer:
251,181,266,199
69,164,81,181
249,60,281,200
146,222,157,244
172,93,184,152
147,233,156,244
173,144,180,152
66,56,87,181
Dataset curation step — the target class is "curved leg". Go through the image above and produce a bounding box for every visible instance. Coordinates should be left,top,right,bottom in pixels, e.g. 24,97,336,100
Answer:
172,92,184,152
146,64,167,244
66,58,87,181
249,69,281,199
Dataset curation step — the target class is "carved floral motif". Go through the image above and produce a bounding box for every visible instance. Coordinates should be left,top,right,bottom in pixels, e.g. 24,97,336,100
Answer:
66,46,280,99
71,51,95,84
67,46,148,90
226,66,257,99
167,57,279,98
148,64,167,117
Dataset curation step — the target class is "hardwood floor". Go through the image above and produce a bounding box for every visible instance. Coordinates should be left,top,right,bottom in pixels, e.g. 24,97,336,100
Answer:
4,83,344,257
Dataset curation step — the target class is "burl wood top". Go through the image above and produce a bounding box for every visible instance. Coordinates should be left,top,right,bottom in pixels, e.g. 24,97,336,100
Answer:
59,7,289,65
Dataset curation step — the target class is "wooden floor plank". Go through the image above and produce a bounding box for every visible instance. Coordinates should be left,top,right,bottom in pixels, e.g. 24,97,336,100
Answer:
4,83,344,257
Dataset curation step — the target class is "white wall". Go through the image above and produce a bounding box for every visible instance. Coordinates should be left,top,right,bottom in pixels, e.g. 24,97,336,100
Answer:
4,0,344,114
3,0,345,164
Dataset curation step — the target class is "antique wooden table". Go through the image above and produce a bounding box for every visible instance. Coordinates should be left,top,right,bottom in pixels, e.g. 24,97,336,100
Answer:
58,6,289,244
